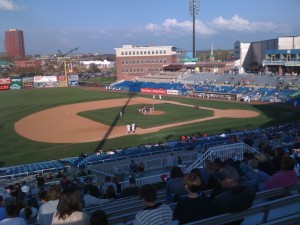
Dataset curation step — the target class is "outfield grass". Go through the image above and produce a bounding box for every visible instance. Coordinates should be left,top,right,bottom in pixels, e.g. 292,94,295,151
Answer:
0,87,299,167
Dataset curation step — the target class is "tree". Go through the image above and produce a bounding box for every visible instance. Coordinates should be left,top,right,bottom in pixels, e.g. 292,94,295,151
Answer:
89,63,99,73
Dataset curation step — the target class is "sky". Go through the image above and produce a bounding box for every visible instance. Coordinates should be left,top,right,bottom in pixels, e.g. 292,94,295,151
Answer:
0,0,299,55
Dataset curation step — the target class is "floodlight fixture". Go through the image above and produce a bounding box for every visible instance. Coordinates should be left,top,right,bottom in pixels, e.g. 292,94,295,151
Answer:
189,0,200,16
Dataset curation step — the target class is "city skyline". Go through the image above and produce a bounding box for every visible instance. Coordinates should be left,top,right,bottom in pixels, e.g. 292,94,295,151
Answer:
0,0,299,55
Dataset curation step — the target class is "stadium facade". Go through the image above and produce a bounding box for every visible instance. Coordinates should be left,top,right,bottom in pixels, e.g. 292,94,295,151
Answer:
234,35,300,75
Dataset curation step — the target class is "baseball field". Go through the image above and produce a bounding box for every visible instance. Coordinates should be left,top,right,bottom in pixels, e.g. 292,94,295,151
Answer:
1,87,299,167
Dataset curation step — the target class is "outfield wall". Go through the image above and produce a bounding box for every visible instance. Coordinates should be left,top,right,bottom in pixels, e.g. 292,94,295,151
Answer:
0,75,78,91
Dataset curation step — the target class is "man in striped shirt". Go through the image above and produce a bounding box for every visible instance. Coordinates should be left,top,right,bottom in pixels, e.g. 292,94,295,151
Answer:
133,184,172,225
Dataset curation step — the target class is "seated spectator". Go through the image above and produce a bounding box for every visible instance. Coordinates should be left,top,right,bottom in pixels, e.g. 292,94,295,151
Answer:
130,160,139,177
263,156,298,190
60,175,71,191
37,190,48,207
55,171,63,179
0,195,7,221
272,147,285,172
0,204,27,225
173,173,212,224
104,185,117,200
133,184,172,225
36,173,45,191
84,178,101,198
212,165,256,225
199,160,214,188
37,185,61,225
100,176,117,197
165,166,187,202
138,162,145,173
112,177,121,194
165,153,176,169
83,186,109,208
46,173,53,180
244,159,270,191
255,153,275,176
52,187,89,225
19,199,38,224
21,181,30,196
90,210,109,225
120,177,140,198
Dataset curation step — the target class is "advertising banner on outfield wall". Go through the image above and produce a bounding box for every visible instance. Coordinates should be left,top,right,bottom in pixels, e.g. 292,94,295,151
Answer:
33,76,58,88
57,75,68,87
10,78,22,90
0,78,11,90
140,88,167,95
22,77,34,89
167,89,179,95
68,74,79,86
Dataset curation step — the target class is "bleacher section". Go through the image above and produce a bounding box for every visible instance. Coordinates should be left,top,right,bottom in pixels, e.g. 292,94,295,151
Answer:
0,160,67,178
93,183,300,225
109,73,300,103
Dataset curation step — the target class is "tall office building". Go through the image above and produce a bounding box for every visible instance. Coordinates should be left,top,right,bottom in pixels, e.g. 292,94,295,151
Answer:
4,29,26,60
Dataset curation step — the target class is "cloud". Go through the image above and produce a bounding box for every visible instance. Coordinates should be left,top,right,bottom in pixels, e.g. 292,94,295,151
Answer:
0,0,23,11
142,15,291,38
145,18,216,36
210,15,290,33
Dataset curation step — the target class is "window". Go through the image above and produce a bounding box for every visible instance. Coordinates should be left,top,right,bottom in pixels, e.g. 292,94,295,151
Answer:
137,51,139,55
163,59,166,63
141,68,144,72
121,61,124,65
156,50,158,54
121,51,124,55
125,61,128,64
163,50,166,54
160,50,162,54
133,51,135,55
148,51,150,54
144,51,147,54
140,51,143,55
159,59,162,63
148,68,151,72
122,69,125,73
140,60,143,64
137,60,139,64
129,51,131,55
152,51,154,54
125,51,128,55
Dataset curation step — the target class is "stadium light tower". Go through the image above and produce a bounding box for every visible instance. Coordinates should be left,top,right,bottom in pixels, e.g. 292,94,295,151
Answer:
189,0,200,59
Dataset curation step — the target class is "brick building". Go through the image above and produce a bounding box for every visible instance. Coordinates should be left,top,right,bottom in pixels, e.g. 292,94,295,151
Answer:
114,45,177,80
4,29,26,60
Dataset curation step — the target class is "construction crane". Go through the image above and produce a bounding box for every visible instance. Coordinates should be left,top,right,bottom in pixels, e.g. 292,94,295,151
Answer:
58,47,79,79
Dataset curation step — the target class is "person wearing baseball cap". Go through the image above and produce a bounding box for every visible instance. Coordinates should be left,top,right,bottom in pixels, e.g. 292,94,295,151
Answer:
212,165,256,225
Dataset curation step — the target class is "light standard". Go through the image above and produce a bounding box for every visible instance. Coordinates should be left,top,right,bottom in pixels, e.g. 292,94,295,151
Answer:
189,0,200,59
